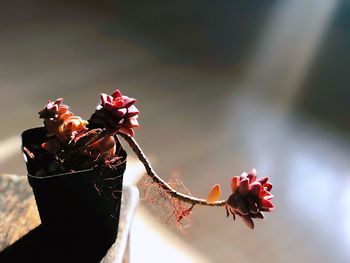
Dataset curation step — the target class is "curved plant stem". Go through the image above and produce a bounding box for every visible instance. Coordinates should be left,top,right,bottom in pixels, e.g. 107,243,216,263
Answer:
118,132,226,207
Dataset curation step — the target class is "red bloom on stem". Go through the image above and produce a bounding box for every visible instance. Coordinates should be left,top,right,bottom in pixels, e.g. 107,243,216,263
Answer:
225,169,273,229
39,98,88,142
39,98,67,119
89,90,139,136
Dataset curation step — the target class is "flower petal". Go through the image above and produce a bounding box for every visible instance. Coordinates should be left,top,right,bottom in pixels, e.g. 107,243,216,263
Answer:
58,112,73,121
247,168,257,183
122,96,137,108
250,212,264,219
231,176,240,193
262,182,273,191
240,172,248,180
257,177,268,185
113,98,124,108
264,193,274,200
260,207,272,212
111,89,122,99
125,105,139,117
115,108,127,117
241,215,254,229
249,181,262,196
239,178,249,196
101,93,113,105
260,187,274,200
57,105,69,115
259,199,274,209
54,98,63,106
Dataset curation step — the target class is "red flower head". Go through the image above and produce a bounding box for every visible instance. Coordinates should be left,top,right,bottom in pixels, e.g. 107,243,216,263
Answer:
89,90,139,136
39,98,67,119
225,169,273,229
39,98,87,143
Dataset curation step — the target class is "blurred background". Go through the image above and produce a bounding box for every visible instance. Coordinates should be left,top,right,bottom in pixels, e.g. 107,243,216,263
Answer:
0,0,349,262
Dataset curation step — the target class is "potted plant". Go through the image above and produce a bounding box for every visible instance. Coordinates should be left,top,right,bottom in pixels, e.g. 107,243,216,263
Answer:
3,89,274,262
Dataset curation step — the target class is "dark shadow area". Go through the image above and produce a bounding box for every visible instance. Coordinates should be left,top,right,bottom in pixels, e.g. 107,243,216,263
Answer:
0,128,127,263
0,0,277,69
113,0,277,68
297,1,350,132
0,224,113,263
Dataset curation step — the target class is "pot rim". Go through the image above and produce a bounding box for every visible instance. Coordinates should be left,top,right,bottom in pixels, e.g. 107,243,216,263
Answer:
27,168,94,179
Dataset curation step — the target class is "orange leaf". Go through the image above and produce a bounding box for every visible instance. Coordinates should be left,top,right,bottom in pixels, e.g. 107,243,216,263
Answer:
206,184,221,204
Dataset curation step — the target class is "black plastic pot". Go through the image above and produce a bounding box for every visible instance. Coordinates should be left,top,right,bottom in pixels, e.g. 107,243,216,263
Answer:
20,127,127,261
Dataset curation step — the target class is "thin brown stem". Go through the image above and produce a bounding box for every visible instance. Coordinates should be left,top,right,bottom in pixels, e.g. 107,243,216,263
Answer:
118,132,226,207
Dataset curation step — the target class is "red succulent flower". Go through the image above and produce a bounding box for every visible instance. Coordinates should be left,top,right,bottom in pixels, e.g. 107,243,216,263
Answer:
225,169,273,229
39,98,68,119
39,98,88,142
89,90,139,136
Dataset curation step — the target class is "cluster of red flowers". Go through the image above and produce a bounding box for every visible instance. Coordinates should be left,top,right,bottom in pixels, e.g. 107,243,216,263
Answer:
39,99,88,152
39,98,87,141
226,169,273,229
206,169,273,229
89,90,139,136
38,89,273,229
39,90,139,168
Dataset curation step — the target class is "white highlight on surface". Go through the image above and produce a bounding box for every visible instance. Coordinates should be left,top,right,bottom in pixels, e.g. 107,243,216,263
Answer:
290,152,338,220
130,206,210,263
244,0,338,107
123,158,146,186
